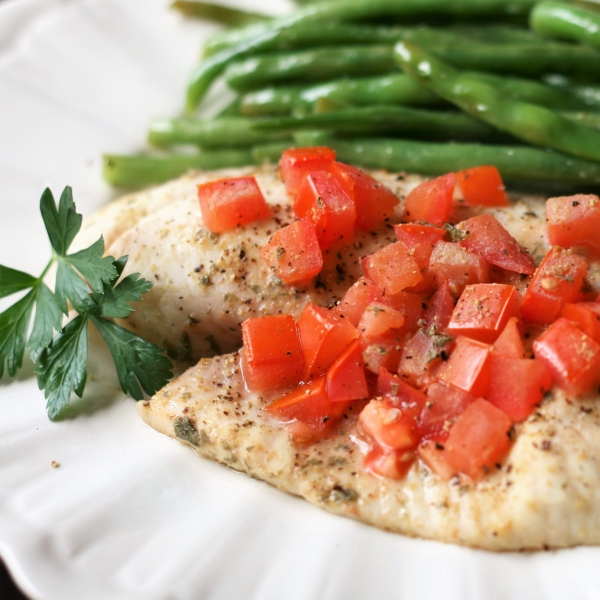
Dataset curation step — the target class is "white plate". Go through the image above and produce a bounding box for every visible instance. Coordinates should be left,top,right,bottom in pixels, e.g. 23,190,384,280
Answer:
2,1,600,599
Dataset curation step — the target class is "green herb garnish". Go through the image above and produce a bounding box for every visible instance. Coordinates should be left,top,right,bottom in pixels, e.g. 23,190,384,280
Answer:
0,186,173,419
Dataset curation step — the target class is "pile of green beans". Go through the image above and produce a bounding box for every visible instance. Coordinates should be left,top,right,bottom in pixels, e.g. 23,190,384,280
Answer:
104,0,600,190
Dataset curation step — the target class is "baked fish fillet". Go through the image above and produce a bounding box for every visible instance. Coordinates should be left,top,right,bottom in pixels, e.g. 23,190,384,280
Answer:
138,351,600,551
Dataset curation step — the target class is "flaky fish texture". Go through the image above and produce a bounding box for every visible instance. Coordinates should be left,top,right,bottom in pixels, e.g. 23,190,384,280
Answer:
83,165,600,549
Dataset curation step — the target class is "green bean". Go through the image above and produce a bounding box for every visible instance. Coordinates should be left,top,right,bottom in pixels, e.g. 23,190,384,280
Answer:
171,1,269,26
103,150,253,188
240,75,446,116
148,117,289,147
530,1,600,52
251,142,295,164
323,137,600,186
252,105,518,143
394,41,600,162
225,42,600,93
561,111,600,130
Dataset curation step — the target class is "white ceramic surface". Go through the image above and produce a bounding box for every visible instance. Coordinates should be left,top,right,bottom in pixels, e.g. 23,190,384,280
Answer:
2,1,600,599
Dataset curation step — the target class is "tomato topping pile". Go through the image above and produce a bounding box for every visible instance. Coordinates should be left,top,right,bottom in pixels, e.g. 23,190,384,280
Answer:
213,148,600,483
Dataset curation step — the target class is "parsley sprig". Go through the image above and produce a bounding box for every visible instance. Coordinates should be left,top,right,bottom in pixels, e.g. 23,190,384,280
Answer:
0,186,173,419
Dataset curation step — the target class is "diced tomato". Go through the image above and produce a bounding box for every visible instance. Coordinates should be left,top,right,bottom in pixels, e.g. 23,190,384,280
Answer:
417,440,455,480
429,241,489,297
266,376,328,425
334,162,399,231
546,194,600,254
394,224,446,292
397,329,453,388
198,176,270,233
455,166,508,207
361,334,403,375
380,291,424,334
533,317,600,396
418,380,476,440
297,302,359,379
326,339,369,402
279,146,336,195
260,218,323,285
377,368,427,410
424,282,455,333
403,173,456,226
444,398,513,481
359,302,405,342
363,447,415,480
447,283,520,344
491,316,524,358
457,214,536,275
241,315,304,392
488,356,553,422
562,302,600,345
362,241,422,295
295,170,356,250
521,247,588,324
334,277,383,327
358,397,420,452
437,336,491,398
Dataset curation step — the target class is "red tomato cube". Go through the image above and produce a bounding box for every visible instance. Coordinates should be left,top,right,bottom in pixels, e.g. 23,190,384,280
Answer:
437,336,492,398
334,277,383,327
358,398,421,452
260,218,323,285
358,302,405,342
334,162,399,231
326,339,369,402
363,447,415,480
491,316,524,358
379,291,424,335
447,283,520,344
241,315,305,392
361,336,403,375
279,146,336,195
488,356,553,422
362,241,422,295
198,176,270,233
457,214,536,275
377,368,427,409
423,281,455,333
403,173,456,226
521,247,588,324
417,440,455,480
562,302,600,345
418,380,476,440
444,398,513,480
546,194,600,254
533,317,600,396
455,166,508,207
429,241,490,297
298,302,359,379
295,170,356,250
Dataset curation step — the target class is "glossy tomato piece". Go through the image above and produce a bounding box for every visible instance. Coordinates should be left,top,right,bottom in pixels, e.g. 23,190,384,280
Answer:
334,277,383,327
437,336,492,398
363,447,416,480
521,247,588,324
377,367,427,409
362,241,422,295
397,329,453,388
444,398,513,481
488,356,553,422
279,146,336,195
447,283,520,344
423,281,455,333
429,241,490,297
241,315,304,392
334,162,399,231
491,316,524,358
403,173,455,226
418,380,476,440
380,291,424,335
198,176,270,233
562,302,600,345
358,302,405,342
546,194,600,254
358,397,421,452
455,166,508,207
261,218,323,285
417,440,455,480
457,214,536,275
533,317,600,396
298,302,359,379
361,333,404,375
326,339,369,402
394,224,446,292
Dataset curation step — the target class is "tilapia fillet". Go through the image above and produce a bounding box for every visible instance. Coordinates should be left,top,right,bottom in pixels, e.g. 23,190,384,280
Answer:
138,351,600,551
